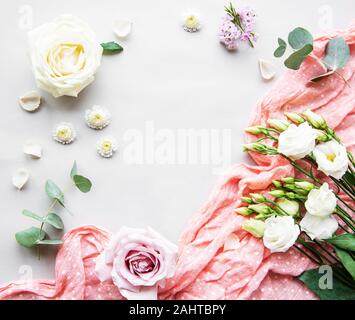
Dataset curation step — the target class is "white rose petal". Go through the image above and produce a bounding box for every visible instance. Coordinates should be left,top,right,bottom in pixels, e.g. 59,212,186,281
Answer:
305,183,336,218
19,91,42,112
278,122,317,160
113,19,132,38
263,216,300,253
259,59,275,80
300,213,338,240
313,140,349,179
12,168,30,190
28,15,103,98
23,141,42,158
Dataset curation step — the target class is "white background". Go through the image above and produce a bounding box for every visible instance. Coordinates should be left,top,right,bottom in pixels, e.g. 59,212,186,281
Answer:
0,0,353,285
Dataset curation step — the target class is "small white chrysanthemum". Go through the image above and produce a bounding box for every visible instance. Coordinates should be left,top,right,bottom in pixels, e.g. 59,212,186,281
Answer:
182,11,201,32
97,136,117,158
85,105,111,130
52,122,76,145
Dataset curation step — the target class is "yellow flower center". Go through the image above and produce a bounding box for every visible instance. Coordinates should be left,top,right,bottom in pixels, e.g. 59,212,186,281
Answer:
102,141,112,152
326,153,336,162
90,113,104,125
57,128,71,141
185,15,198,29
47,43,86,77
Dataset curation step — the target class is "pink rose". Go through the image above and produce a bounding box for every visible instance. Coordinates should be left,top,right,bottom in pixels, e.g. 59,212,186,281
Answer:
95,226,177,300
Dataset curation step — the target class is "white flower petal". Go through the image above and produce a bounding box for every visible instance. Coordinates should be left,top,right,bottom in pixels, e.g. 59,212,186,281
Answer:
12,168,30,190
113,19,132,39
19,91,41,112
23,142,42,158
259,59,275,80
300,213,338,240
52,122,76,145
97,136,117,158
85,105,111,130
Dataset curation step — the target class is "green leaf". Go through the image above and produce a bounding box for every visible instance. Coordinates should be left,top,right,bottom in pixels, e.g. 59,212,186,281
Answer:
310,70,335,82
15,227,46,248
327,234,355,251
335,248,355,281
22,209,43,223
73,175,92,193
322,37,350,71
45,180,64,206
70,161,78,179
274,38,287,58
284,44,313,70
101,42,123,54
44,213,64,230
288,27,313,50
298,267,355,300
36,239,63,245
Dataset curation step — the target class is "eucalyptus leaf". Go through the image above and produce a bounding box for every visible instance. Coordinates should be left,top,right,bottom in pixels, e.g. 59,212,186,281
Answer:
274,38,287,58
15,227,46,248
335,248,355,281
288,27,313,50
45,180,64,206
22,209,43,223
73,175,92,193
36,239,63,245
322,37,350,70
298,267,355,300
44,213,64,230
101,42,123,54
70,161,78,179
284,44,313,70
327,234,355,251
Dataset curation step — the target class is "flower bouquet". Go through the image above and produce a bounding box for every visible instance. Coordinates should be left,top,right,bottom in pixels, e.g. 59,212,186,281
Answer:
237,110,355,298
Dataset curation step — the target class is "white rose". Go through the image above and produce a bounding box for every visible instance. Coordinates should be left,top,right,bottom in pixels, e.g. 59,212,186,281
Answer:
313,140,349,179
277,122,317,160
305,183,336,218
28,15,103,98
300,213,338,240
263,216,300,253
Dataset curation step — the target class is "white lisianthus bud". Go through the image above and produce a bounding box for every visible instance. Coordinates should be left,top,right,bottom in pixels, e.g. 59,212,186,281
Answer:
249,193,267,202
245,126,264,135
300,213,338,240
269,190,286,198
235,207,253,216
284,112,305,124
305,183,336,218
282,177,295,183
263,216,300,253
267,119,290,132
277,123,317,160
242,219,265,238
303,109,327,129
314,129,331,142
294,181,315,191
272,180,282,188
249,203,272,215
276,198,299,217
313,140,349,179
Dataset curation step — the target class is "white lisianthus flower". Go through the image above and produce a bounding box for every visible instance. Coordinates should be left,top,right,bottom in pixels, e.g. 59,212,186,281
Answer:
313,140,349,179
277,122,317,160
300,213,338,240
263,216,300,253
305,183,336,218
85,105,111,130
52,122,76,144
28,15,103,98
97,136,117,158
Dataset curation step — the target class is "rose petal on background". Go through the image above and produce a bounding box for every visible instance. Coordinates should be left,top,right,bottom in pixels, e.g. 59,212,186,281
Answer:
19,91,41,112
113,19,132,39
259,59,276,80
12,168,30,190
23,142,42,159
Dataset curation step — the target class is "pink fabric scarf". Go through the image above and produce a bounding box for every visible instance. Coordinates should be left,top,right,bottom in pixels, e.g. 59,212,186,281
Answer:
1,25,354,300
